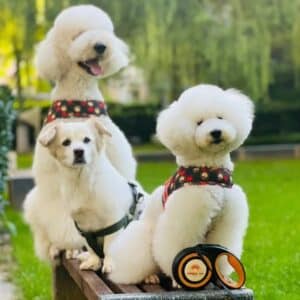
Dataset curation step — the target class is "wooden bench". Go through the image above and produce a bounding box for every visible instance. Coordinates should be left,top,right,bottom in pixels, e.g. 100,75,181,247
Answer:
53,256,254,300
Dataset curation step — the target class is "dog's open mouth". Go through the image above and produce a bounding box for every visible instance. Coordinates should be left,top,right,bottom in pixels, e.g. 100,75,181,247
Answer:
78,58,102,76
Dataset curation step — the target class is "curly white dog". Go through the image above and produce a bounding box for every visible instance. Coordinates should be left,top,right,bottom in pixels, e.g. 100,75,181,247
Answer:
24,5,136,262
107,84,254,285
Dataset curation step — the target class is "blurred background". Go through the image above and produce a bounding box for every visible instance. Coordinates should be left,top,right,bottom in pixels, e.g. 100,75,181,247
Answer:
0,1,299,300
1,0,300,149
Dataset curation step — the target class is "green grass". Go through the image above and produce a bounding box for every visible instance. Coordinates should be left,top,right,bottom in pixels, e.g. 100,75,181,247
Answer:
7,159,300,299
133,142,166,154
7,209,52,300
17,153,34,170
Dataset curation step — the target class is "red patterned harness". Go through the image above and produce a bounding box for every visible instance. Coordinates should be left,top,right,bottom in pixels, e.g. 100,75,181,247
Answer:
162,166,233,208
44,100,107,124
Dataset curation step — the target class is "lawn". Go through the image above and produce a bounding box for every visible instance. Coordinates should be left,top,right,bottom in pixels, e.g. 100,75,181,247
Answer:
7,159,300,300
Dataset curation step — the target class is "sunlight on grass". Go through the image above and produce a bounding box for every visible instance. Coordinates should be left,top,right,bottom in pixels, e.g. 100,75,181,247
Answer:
7,159,300,300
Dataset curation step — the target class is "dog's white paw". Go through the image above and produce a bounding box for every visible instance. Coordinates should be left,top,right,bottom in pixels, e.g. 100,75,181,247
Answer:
77,251,90,262
65,249,81,260
144,274,160,284
79,252,101,271
49,245,60,261
102,256,114,274
102,256,113,274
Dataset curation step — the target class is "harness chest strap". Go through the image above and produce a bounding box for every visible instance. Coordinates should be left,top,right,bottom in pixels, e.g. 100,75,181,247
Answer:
162,166,233,208
74,182,144,258
44,99,107,124
75,215,129,258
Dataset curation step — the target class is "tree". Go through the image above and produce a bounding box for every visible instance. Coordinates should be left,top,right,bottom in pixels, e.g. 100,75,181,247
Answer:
1,0,300,104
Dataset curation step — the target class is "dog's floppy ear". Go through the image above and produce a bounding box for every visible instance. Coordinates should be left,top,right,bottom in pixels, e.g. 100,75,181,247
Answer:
35,29,61,81
88,116,112,137
38,122,58,147
225,88,255,121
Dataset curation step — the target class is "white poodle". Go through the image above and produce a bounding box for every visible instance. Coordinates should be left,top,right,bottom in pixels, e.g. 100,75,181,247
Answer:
107,84,254,285
33,117,143,272
24,5,136,262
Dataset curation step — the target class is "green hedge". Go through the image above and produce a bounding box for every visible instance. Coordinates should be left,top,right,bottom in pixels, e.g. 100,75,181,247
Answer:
108,103,161,143
41,102,161,144
38,101,300,145
0,86,16,232
247,103,300,144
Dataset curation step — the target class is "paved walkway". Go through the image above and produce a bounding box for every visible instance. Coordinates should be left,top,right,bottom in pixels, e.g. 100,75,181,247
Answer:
0,234,17,300
0,274,16,300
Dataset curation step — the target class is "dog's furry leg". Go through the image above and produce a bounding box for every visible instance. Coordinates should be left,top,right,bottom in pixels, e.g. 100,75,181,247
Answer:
49,244,61,261
102,231,120,274
107,189,163,284
205,185,249,275
32,226,52,262
152,187,222,279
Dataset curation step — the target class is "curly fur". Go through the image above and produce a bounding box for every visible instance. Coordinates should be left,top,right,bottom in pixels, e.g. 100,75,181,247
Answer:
107,84,254,284
24,5,136,262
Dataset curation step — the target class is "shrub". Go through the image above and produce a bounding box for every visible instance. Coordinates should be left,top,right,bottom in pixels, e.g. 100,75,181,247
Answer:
42,102,161,144
108,103,161,143
247,102,300,144
0,86,16,232
33,100,300,146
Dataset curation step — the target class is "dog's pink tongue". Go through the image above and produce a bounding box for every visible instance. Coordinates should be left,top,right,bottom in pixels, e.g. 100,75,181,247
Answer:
89,62,102,76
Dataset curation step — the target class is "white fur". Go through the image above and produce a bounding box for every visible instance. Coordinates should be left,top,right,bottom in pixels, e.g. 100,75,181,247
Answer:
26,119,138,270
108,84,254,284
24,5,136,262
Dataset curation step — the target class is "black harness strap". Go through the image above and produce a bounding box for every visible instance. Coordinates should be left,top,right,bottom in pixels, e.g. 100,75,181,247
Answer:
75,215,129,258
74,182,144,258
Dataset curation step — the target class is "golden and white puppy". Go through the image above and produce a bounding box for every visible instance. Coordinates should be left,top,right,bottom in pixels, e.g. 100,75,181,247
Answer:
25,118,140,271
107,84,253,285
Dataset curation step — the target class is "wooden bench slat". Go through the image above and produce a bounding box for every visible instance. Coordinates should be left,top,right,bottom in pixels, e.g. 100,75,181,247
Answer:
62,257,113,300
100,274,143,294
53,263,87,300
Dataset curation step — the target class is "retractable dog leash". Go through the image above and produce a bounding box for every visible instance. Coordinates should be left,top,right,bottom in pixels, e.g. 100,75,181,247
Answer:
172,244,246,291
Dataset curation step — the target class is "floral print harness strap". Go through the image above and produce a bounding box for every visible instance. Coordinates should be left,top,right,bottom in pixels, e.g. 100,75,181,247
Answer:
44,100,107,124
162,166,233,208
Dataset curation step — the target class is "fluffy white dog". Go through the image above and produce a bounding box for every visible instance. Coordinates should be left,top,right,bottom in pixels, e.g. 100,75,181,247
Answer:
32,117,142,272
24,5,136,262
107,84,254,285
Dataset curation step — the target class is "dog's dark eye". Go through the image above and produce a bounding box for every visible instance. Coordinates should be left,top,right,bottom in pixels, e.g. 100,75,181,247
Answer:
217,116,223,120
197,120,203,126
62,139,71,147
83,137,91,144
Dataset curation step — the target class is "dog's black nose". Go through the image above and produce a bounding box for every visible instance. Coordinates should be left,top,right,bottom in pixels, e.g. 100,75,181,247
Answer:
210,130,222,139
74,149,84,159
94,43,107,54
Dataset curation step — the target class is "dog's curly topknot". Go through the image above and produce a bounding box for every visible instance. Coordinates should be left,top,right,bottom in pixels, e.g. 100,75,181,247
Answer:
35,5,128,81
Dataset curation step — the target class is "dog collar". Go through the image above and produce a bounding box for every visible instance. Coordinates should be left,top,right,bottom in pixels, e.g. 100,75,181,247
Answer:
44,100,107,124
162,166,233,208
